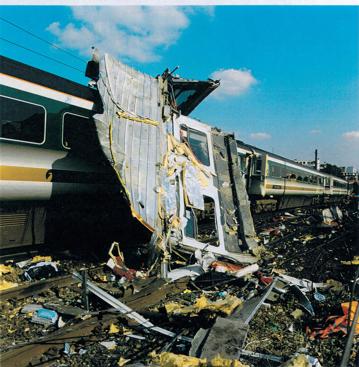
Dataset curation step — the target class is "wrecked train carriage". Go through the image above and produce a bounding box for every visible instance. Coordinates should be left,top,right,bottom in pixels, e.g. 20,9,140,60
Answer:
90,54,257,260
236,141,350,212
0,54,257,260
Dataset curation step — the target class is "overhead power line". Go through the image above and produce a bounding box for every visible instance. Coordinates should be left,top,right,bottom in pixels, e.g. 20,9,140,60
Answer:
0,37,84,74
0,16,87,64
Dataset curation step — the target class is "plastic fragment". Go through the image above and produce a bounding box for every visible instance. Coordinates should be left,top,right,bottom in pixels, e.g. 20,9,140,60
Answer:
167,265,204,281
308,301,359,339
100,341,117,350
64,342,71,355
291,308,304,319
118,357,132,366
31,308,58,326
109,323,120,334
313,291,326,302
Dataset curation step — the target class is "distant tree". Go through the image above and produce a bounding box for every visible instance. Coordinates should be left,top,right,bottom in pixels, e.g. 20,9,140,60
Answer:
321,163,345,178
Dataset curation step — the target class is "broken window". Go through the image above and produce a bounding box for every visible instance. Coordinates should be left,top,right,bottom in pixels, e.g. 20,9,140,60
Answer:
175,89,197,107
184,196,219,246
180,126,210,166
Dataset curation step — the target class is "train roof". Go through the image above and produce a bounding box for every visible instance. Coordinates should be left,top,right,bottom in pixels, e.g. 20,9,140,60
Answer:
1,55,219,116
0,55,98,103
237,140,347,182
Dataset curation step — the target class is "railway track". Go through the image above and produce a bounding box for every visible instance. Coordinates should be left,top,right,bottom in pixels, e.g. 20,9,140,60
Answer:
0,264,189,367
0,204,356,366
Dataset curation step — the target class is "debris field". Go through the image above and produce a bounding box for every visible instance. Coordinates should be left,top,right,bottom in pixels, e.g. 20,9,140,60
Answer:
0,205,358,367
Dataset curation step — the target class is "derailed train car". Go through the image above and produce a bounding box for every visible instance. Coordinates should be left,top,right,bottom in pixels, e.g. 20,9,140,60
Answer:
0,54,349,260
2,55,252,259
237,142,349,212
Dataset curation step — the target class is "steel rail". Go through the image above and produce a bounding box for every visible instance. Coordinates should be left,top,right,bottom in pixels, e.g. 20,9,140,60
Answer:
72,271,192,342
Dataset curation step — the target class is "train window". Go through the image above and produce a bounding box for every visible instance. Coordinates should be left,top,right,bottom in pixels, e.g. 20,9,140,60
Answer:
184,196,219,246
333,180,346,189
62,113,91,150
184,209,196,238
254,158,262,174
238,153,247,173
0,96,45,144
183,127,210,166
268,161,282,178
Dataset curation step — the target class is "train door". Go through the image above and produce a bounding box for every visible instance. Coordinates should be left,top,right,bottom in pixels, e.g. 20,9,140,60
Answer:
173,115,227,257
325,177,332,195
261,154,268,197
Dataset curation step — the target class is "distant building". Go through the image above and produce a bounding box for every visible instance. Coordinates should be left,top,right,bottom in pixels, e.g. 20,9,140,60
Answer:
294,160,315,168
295,160,358,181
342,166,359,181
346,166,357,175
294,159,326,171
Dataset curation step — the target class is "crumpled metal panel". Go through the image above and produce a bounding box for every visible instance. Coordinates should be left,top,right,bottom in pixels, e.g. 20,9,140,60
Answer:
93,54,165,231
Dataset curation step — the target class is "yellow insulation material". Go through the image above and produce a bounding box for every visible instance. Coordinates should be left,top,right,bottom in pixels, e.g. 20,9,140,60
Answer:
0,279,18,291
150,352,249,367
341,256,359,265
165,294,242,316
117,110,159,126
167,134,211,185
31,256,52,263
0,264,13,276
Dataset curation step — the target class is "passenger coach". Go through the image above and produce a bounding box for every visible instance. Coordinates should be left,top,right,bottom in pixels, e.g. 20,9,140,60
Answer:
0,56,123,250
237,141,349,212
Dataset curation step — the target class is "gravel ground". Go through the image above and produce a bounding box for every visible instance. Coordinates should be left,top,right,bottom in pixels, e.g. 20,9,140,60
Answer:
0,206,357,366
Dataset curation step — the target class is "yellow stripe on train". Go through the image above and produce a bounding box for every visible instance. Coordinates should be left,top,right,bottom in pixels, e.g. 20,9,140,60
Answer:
0,166,52,182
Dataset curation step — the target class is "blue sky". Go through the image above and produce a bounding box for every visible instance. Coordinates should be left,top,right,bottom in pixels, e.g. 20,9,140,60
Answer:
1,5,358,167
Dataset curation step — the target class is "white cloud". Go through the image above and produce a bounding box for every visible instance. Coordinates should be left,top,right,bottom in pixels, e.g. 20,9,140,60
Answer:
249,132,271,140
210,68,257,98
47,6,207,63
342,131,359,141
309,129,321,135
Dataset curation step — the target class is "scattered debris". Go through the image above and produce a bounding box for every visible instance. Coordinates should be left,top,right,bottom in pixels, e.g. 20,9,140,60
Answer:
100,340,117,350
24,261,59,281
281,353,321,367
31,308,58,326
150,352,249,367
167,265,205,281
308,301,359,339
165,294,242,316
